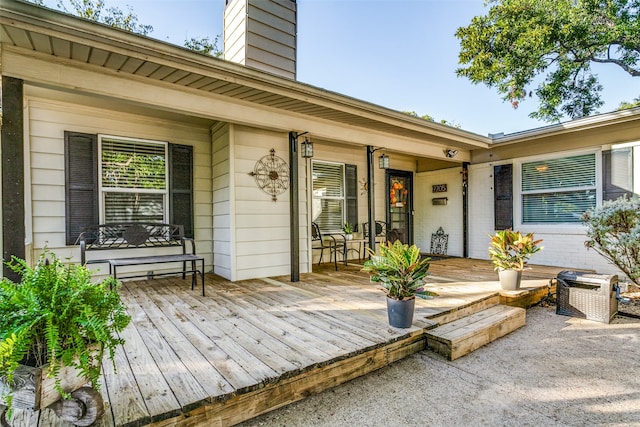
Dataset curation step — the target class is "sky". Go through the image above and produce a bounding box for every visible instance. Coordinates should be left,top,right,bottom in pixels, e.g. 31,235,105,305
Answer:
40,0,639,136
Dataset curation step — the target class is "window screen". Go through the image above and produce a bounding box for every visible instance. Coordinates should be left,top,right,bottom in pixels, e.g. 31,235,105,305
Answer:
312,161,345,232
100,137,168,223
521,153,596,223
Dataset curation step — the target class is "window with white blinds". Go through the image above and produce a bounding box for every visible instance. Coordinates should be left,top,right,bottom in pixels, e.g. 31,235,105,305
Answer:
521,153,596,223
312,161,345,232
99,136,168,223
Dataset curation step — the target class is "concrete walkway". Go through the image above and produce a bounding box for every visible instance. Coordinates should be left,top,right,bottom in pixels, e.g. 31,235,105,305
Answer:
239,306,640,427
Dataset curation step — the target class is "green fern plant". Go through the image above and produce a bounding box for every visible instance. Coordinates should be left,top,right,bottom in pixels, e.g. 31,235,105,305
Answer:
0,250,130,412
362,240,437,300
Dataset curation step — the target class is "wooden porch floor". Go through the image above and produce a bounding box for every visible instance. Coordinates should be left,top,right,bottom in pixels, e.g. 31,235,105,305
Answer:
9,258,569,427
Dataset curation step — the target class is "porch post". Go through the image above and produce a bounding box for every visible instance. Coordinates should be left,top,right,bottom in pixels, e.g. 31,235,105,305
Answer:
367,146,376,254
462,161,469,258
1,76,25,281
289,131,300,282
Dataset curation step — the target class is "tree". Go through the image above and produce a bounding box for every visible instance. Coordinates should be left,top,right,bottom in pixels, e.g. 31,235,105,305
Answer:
456,0,640,122
402,111,461,128
53,0,153,35
183,36,223,58
28,1,224,57
618,96,640,110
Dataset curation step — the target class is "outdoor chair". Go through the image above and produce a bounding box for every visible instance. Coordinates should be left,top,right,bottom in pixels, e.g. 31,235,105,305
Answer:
363,221,387,254
311,222,338,270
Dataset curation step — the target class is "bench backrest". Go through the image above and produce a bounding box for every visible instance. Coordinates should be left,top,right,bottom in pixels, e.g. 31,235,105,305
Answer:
79,223,185,251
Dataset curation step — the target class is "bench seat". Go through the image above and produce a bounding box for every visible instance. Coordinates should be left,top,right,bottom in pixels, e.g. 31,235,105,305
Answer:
79,223,205,296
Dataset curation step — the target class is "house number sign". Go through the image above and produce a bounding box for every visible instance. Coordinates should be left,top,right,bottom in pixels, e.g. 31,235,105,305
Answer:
432,184,447,193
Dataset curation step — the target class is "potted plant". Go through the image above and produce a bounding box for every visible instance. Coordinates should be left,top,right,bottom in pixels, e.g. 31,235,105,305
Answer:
362,241,437,328
342,222,354,240
488,229,543,290
0,250,130,426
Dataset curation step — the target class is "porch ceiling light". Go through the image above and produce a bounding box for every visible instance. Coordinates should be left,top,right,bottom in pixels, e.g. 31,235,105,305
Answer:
301,138,314,158
378,153,390,169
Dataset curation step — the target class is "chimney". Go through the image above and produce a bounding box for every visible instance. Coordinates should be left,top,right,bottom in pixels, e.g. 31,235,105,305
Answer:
224,0,297,80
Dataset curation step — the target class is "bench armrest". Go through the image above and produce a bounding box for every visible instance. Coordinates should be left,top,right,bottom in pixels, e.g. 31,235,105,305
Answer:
182,237,197,255
79,232,88,265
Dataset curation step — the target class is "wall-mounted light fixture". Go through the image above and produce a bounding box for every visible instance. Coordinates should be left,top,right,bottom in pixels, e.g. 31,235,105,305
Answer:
444,148,458,158
378,153,390,169
301,137,314,158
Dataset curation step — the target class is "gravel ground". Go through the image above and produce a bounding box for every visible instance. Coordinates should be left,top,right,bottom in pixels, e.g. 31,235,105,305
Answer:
238,303,640,427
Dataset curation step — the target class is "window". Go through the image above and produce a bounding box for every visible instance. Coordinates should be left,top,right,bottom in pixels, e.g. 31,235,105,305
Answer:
311,161,358,233
603,142,636,201
65,131,193,245
521,153,596,223
99,136,167,223
312,161,344,232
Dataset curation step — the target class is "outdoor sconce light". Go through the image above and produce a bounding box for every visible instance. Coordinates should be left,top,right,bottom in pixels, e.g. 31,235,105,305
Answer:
378,153,390,169
301,138,314,158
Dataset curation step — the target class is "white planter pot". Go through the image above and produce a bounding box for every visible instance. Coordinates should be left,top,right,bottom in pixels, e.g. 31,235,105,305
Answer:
498,269,522,290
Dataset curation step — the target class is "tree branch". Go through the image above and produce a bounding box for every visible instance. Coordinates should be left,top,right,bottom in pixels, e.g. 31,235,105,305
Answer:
591,57,640,76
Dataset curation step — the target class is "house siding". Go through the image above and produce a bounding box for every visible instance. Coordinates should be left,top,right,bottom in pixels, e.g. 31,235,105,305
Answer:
231,125,308,280
212,123,233,280
414,167,464,257
26,94,213,277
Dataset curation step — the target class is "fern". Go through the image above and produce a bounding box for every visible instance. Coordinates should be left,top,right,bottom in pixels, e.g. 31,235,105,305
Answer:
0,250,130,413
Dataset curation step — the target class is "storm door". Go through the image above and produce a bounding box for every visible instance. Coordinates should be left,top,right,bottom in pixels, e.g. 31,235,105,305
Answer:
386,169,413,245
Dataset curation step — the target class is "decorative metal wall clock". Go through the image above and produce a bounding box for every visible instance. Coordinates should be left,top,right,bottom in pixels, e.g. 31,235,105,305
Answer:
249,148,290,201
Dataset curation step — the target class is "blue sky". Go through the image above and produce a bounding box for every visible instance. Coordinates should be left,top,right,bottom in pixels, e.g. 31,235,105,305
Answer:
42,0,638,136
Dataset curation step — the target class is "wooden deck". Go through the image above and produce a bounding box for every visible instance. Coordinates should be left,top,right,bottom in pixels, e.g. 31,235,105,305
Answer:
7,258,569,427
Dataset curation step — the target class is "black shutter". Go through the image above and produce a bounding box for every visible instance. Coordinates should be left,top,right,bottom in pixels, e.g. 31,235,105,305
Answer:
345,164,358,232
603,148,633,201
65,132,98,245
494,164,513,230
169,144,194,238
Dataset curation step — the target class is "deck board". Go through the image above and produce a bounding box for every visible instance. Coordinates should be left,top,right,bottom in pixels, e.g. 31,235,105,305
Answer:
6,258,570,427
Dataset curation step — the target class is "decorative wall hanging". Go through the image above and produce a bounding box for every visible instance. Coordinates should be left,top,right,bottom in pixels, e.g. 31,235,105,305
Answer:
249,148,290,201
359,177,369,195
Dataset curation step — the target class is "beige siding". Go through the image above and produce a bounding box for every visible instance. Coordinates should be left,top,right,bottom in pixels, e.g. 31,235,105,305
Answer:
212,123,233,280
224,0,297,79
26,94,213,277
232,125,308,280
414,168,464,257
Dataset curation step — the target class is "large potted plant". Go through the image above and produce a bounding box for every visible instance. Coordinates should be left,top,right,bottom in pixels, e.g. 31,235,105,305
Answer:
488,229,543,290
0,250,130,426
362,241,437,328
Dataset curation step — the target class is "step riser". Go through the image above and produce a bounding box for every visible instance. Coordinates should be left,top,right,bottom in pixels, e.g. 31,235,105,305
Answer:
425,306,526,361
427,294,501,325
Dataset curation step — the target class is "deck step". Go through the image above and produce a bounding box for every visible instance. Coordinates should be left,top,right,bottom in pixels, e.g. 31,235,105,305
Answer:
425,304,526,360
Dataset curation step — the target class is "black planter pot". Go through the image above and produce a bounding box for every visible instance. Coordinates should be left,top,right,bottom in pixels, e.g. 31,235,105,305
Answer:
386,296,415,328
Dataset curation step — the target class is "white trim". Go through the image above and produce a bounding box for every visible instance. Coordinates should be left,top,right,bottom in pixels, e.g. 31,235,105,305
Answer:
97,134,169,223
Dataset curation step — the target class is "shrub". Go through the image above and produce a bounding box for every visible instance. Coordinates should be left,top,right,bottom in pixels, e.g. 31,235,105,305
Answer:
583,196,640,285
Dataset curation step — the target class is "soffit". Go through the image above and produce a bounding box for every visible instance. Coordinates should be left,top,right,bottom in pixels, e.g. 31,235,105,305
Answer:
0,1,490,150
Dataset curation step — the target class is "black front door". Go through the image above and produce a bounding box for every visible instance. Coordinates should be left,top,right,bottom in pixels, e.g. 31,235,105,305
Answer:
386,169,413,245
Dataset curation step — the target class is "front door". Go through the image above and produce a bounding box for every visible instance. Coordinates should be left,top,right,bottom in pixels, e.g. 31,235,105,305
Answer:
386,169,413,245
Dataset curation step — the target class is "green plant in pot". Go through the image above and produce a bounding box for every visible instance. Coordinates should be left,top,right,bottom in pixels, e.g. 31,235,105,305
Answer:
488,229,543,290
0,250,130,425
362,240,437,328
342,222,354,240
